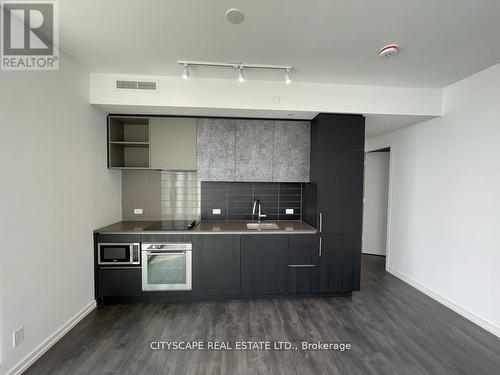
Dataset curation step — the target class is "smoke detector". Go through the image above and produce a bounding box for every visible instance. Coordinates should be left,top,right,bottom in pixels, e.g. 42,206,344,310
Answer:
225,9,244,24
379,44,399,58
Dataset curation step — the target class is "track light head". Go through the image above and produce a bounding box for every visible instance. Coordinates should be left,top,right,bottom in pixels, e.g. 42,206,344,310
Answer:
182,64,189,79
285,68,292,84
238,67,245,82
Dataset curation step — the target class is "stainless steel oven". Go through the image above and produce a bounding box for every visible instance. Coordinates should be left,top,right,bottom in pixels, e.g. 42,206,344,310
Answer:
98,243,140,266
141,243,192,291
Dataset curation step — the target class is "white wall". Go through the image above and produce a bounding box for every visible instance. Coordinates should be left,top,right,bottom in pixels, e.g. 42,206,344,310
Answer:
362,152,390,255
89,73,443,118
366,63,500,336
0,53,122,374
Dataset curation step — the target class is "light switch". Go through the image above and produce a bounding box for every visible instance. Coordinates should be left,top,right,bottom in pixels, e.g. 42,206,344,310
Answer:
212,209,221,215
134,208,143,215
285,209,294,215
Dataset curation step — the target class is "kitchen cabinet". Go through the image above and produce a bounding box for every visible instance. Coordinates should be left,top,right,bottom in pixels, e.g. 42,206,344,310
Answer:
196,118,236,181
317,149,364,233
318,234,361,292
241,235,288,294
304,114,365,231
272,121,310,182
97,268,142,297
312,113,365,151
287,235,320,293
107,115,196,170
150,117,196,170
108,116,150,169
193,235,241,296
303,113,364,292
197,118,311,182
235,119,274,181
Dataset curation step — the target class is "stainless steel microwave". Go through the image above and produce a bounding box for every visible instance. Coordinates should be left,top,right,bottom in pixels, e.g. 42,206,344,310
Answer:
98,243,140,266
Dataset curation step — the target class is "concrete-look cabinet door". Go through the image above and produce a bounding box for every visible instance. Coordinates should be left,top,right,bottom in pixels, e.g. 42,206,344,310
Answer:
235,119,274,182
150,117,196,170
197,118,236,181
272,121,310,182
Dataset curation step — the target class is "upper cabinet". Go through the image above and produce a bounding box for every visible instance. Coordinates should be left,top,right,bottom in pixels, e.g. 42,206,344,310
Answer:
107,115,196,170
272,121,310,182
108,116,150,169
311,113,365,151
235,120,274,182
150,117,196,170
108,115,310,181
196,118,236,181
197,118,310,182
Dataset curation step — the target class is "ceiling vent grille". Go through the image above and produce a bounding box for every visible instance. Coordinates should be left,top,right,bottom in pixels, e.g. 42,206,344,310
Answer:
116,80,158,91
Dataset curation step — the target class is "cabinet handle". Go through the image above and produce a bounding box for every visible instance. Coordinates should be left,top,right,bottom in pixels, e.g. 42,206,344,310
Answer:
319,237,322,257
288,264,316,268
319,213,323,233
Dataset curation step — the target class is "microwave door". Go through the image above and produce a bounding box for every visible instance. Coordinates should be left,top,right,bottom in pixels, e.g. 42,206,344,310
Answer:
98,243,140,265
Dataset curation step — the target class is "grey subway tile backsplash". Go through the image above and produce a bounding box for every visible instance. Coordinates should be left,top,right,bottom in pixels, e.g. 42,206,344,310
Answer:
122,170,201,221
201,181,303,221
123,171,302,222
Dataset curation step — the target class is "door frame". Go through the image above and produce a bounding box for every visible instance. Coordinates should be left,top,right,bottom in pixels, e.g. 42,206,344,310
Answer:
364,142,394,271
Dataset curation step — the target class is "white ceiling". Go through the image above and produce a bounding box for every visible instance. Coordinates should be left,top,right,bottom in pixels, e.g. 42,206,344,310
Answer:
60,0,500,88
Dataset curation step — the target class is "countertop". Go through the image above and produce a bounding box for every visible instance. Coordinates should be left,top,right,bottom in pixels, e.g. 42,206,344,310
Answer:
95,220,317,235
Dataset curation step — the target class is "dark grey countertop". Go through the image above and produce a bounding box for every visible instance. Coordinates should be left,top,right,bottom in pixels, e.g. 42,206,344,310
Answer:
95,220,317,235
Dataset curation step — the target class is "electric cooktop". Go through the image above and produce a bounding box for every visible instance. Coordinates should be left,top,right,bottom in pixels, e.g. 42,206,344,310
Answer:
145,220,198,231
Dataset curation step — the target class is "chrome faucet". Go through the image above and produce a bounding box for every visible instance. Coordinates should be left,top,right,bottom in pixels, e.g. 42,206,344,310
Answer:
252,199,267,223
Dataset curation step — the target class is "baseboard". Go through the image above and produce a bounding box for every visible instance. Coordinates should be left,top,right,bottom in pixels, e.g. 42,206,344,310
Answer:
6,300,97,375
386,267,500,338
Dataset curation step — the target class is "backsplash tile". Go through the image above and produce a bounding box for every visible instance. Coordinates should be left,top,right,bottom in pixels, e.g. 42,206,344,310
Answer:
201,181,302,221
122,170,200,221
160,171,201,220
123,172,301,222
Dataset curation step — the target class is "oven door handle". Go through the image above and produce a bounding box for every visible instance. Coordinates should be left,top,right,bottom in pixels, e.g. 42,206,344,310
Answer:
146,251,187,255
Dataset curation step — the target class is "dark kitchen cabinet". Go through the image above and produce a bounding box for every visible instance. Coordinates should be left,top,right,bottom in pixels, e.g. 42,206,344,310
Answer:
304,114,365,231
317,149,364,234
303,113,365,293
319,234,361,293
241,235,288,295
287,235,320,293
97,268,142,297
311,113,365,151
193,235,241,296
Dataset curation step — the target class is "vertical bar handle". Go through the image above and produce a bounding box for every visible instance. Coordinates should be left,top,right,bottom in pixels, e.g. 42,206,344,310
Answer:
319,213,323,233
319,236,322,257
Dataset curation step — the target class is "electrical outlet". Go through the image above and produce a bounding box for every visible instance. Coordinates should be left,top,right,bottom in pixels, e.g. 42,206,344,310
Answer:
285,209,294,215
13,326,24,347
212,209,221,215
133,208,143,215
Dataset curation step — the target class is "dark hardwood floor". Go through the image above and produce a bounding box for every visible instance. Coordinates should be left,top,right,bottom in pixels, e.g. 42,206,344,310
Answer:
26,255,500,374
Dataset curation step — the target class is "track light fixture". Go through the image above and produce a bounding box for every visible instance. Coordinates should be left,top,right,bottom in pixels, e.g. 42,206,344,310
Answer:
285,68,292,84
238,66,245,82
178,60,293,83
182,64,189,79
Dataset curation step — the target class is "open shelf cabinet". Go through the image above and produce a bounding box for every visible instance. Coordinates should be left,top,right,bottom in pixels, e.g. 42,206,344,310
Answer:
108,116,150,169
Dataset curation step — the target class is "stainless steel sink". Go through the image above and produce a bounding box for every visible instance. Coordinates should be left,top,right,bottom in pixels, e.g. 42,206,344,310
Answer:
246,222,280,230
